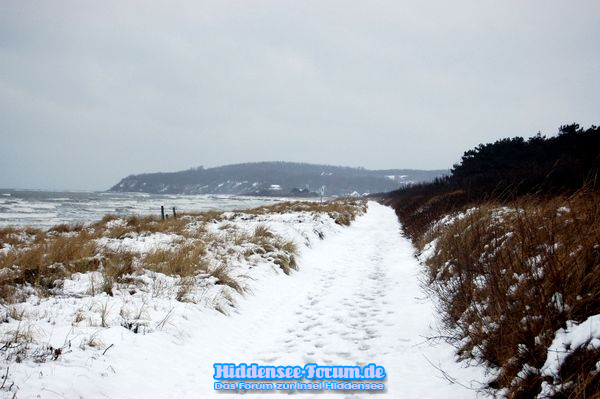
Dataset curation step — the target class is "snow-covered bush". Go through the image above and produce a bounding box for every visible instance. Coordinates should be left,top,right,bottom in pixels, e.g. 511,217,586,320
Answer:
416,192,600,398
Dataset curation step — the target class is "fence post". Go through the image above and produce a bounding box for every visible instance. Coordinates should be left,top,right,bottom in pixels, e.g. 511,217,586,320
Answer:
161,205,165,220
172,207,177,219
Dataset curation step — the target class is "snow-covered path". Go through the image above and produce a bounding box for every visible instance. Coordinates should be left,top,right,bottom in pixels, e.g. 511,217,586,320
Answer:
217,201,485,398
19,202,484,398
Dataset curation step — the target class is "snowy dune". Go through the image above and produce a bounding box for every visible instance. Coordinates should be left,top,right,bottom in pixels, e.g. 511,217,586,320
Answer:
1,202,485,398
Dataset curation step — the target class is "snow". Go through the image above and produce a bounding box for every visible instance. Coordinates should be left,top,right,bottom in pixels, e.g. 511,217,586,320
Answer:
419,238,439,262
0,243,12,256
433,207,478,229
96,232,183,253
385,175,410,181
1,202,485,398
542,314,600,377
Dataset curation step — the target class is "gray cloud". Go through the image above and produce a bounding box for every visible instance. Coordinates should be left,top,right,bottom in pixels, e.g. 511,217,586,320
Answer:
1,0,599,190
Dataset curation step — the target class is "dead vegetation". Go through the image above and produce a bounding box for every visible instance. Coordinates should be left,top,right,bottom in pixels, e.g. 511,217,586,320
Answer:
0,232,99,297
0,198,364,305
142,243,207,277
241,198,367,226
380,126,600,398
409,190,600,398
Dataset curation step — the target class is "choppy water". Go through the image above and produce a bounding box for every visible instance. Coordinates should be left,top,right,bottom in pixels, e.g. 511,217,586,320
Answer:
0,189,285,229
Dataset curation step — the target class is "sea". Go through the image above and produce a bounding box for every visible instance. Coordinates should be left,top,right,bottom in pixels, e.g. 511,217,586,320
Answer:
0,189,286,229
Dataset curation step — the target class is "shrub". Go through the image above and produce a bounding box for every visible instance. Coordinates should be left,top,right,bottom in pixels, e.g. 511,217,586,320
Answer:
416,191,600,397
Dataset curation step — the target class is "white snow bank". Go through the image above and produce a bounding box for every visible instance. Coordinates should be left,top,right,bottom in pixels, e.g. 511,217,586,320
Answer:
96,232,183,253
542,314,600,376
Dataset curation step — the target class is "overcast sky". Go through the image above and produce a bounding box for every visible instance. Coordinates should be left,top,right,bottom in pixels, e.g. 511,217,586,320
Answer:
1,0,599,190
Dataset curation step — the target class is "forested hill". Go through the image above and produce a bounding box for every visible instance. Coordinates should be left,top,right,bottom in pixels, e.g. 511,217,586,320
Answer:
109,162,446,196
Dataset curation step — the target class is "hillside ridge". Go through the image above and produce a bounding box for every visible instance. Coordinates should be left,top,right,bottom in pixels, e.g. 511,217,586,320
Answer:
109,161,446,196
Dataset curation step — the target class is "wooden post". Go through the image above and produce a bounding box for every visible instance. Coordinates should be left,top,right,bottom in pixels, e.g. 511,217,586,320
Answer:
161,205,165,220
172,207,176,219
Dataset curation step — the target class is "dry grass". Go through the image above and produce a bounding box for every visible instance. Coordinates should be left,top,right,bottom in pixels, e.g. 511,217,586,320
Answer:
79,331,104,350
234,225,300,274
142,243,207,277
101,250,136,295
200,210,224,223
98,300,111,327
210,263,243,293
0,198,362,305
47,223,85,234
253,224,273,238
0,227,39,249
0,321,36,364
7,306,25,322
242,199,367,226
383,186,470,242
0,233,98,297
175,276,196,302
277,239,298,254
0,213,204,302
102,215,162,238
272,253,298,275
418,190,600,398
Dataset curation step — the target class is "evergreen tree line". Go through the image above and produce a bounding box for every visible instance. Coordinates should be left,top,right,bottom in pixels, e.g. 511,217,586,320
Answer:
447,123,600,198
